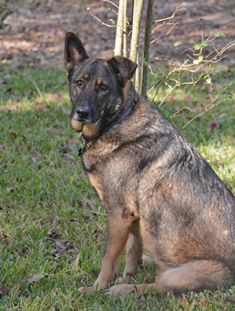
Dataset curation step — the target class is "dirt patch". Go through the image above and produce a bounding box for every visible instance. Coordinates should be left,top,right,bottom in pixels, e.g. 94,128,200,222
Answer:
0,0,235,68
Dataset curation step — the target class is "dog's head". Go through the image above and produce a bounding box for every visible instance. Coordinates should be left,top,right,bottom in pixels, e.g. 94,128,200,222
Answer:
64,32,137,140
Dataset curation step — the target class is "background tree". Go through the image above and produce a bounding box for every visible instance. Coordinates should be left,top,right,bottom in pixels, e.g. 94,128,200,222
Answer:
114,0,154,97
0,0,12,29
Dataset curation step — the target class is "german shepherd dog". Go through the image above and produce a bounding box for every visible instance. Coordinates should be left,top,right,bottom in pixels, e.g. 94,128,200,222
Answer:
64,32,235,295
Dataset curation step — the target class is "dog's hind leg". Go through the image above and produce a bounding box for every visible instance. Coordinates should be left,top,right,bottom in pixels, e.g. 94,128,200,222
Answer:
107,260,233,295
156,260,233,294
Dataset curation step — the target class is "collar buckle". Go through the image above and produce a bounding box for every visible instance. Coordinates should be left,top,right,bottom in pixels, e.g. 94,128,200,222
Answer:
78,133,87,156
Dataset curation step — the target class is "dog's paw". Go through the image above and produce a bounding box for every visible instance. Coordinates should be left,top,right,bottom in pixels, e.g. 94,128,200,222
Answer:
78,286,97,294
115,274,133,285
93,275,110,290
106,284,135,296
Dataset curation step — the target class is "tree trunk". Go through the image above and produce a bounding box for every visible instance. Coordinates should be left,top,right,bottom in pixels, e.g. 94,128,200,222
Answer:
122,0,127,57
114,0,125,56
141,0,154,97
0,1,12,29
129,0,144,63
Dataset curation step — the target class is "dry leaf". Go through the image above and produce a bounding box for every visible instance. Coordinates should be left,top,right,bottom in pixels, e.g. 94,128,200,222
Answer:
27,272,45,285
0,284,9,298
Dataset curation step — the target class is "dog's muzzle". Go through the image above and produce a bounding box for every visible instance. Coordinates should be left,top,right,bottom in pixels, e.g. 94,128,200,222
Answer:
70,117,83,132
74,106,93,123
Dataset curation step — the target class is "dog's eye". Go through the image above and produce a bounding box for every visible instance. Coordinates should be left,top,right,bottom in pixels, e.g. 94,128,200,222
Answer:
75,79,84,88
98,83,109,91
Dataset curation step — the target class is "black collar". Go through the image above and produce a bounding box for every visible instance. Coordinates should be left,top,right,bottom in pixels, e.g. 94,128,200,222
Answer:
77,133,88,156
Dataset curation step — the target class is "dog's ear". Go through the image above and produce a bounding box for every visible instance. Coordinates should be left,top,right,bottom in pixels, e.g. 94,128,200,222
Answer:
64,32,89,72
108,56,137,82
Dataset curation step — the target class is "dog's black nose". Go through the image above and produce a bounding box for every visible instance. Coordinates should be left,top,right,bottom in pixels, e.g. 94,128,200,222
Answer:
76,106,90,120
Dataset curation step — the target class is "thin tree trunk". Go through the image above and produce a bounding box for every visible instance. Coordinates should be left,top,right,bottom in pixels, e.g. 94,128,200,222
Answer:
129,0,144,63
0,1,12,29
141,0,154,97
114,0,124,56
135,52,142,93
122,0,127,57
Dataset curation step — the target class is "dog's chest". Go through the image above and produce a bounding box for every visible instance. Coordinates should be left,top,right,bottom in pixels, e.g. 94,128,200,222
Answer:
87,173,104,201
82,144,137,205
81,152,105,201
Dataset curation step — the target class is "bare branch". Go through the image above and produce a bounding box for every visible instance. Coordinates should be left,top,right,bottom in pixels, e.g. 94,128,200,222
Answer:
151,22,178,44
216,40,235,58
102,0,119,9
152,4,182,33
182,95,224,129
170,107,193,119
87,7,116,28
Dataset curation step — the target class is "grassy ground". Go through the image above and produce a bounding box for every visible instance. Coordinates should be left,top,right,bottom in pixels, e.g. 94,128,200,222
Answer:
0,64,235,310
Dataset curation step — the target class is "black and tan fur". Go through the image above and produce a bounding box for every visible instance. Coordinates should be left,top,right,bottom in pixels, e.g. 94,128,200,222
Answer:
64,32,235,295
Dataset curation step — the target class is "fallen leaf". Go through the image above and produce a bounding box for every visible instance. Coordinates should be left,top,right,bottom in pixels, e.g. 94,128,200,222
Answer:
0,284,9,298
58,144,76,162
45,217,61,240
45,238,80,262
7,187,14,193
9,132,17,139
63,153,74,162
27,272,45,285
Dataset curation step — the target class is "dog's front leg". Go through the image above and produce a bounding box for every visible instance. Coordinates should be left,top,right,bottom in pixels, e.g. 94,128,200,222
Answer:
94,212,132,289
123,219,143,280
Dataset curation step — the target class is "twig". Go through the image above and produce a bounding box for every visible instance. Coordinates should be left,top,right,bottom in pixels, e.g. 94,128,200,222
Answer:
153,5,182,23
217,40,235,57
87,7,116,28
152,4,182,33
182,95,225,129
170,107,193,119
102,0,119,10
158,84,177,107
151,22,178,44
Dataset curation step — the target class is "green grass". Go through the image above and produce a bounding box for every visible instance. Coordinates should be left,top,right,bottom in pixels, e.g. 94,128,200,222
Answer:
0,64,234,310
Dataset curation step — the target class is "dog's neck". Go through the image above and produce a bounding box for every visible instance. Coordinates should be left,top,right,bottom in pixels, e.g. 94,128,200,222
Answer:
103,81,138,132
115,81,138,125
